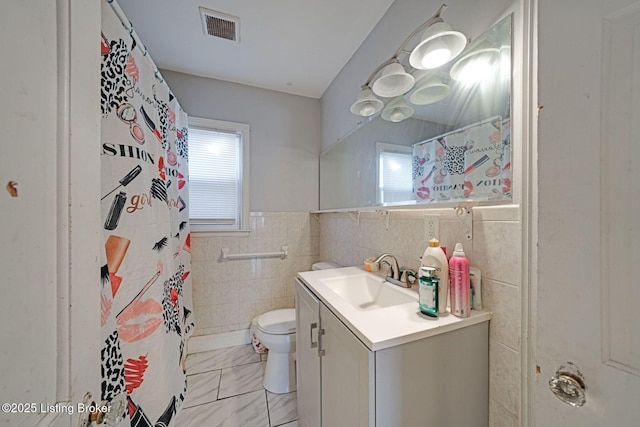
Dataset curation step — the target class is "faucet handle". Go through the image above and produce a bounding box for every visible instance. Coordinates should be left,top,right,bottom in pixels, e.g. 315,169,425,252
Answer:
403,269,417,284
379,260,393,276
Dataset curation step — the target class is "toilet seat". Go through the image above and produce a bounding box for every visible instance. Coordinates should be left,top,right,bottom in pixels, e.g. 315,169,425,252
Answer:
256,309,295,335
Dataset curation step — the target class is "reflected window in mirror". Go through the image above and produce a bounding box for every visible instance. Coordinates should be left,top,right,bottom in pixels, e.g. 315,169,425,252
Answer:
376,143,413,205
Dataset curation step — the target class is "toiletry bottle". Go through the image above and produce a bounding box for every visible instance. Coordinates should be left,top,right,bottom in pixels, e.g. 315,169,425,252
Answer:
469,267,482,310
419,266,439,317
449,243,470,318
420,238,449,314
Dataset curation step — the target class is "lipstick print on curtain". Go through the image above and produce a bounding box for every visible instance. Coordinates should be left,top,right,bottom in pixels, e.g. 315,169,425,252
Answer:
100,1,193,425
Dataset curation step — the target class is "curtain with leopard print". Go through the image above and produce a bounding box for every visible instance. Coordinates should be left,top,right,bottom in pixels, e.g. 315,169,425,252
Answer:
100,1,193,425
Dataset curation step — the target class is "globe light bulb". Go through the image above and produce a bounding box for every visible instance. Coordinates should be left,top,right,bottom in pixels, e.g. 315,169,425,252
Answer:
390,108,405,122
360,101,376,117
422,47,451,69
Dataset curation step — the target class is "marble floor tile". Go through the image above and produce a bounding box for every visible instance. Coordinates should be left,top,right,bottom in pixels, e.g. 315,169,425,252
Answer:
267,391,297,426
175,389,270,427
182,369,221,409
218,361,266,399
181,345,299,426
186,345,261,374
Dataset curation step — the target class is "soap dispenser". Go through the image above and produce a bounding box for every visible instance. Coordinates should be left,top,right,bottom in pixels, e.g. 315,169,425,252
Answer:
420,238,449,314
419,266,439,317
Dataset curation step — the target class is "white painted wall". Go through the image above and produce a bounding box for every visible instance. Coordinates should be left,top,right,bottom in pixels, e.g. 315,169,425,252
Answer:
161,70,322,212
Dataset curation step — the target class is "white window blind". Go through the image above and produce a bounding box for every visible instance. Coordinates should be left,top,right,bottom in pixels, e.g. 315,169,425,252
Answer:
188,126,242,227
378,150,413,204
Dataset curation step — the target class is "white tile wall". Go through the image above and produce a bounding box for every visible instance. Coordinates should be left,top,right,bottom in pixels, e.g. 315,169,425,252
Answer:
190,212,319,335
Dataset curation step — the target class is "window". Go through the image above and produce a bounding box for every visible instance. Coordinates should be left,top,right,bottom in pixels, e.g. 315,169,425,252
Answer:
188,117,249,233
376,142,413,205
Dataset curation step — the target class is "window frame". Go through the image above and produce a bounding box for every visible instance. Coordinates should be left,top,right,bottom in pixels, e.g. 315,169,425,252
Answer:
188,116,250,235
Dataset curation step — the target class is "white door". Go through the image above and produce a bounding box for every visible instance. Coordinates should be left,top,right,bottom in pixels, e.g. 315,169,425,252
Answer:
534,0,640,424
0,1,101,426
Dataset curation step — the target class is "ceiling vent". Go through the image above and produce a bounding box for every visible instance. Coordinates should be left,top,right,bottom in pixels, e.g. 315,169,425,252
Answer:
199,7,240,43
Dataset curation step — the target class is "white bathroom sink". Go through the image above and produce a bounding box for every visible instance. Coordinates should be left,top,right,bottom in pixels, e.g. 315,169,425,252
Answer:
319,273,416,311
298,266,491,351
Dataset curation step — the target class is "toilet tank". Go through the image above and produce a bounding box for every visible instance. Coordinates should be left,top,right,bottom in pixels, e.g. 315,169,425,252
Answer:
312,261,342,271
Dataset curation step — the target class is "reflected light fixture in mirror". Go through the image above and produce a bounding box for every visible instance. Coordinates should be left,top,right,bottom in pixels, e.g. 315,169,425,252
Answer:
409,75,451,105
449,48,500,85
350,4,467,118
381,98,414,122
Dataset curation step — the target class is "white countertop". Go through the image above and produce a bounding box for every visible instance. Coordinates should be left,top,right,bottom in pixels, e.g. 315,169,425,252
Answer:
297,266,491,352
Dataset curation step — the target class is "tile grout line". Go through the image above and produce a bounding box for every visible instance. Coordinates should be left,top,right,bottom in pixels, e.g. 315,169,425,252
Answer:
265,389,272,427
216,368,222,401
187,358,262,377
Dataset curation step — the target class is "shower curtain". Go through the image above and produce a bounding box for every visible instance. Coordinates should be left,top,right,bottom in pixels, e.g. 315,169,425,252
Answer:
100,1,193,425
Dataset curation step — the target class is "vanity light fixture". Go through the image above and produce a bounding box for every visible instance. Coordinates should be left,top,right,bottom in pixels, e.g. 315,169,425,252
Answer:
408,21,467,70
372,59,415,98
350,4,467,117
381,98,414,122
350,85,384,116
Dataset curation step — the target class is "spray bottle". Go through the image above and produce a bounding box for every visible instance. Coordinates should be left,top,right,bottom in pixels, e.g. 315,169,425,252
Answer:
449,243,470,318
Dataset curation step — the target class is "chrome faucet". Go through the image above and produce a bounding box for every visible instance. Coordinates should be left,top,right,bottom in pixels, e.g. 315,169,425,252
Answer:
373,253,411,288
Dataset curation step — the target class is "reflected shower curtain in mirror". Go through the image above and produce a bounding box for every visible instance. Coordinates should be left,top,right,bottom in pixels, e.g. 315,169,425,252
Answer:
100,1,193,425
412,117,511,203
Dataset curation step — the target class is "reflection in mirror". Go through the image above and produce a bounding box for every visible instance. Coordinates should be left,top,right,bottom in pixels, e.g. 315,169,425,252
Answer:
376,143,413,204
320,14,512,210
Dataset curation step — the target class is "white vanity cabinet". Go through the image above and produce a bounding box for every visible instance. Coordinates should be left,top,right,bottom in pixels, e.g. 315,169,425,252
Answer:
296,279,372,427
295,276,489,427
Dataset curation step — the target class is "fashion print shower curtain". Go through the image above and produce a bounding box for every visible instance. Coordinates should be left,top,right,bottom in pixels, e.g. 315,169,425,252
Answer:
100,1,193,425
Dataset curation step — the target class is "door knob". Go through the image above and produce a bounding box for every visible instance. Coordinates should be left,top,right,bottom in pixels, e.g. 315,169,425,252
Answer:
78,392,127,426
101,393,127,426
548,362,586,407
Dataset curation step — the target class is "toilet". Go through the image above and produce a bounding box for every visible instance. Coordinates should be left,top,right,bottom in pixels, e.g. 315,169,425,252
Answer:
255,261,341,394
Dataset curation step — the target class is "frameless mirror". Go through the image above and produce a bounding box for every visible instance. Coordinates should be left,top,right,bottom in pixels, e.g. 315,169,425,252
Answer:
320,14,512,210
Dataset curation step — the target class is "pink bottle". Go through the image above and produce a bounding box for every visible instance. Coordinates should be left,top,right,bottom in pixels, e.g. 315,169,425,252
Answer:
449,243,470,318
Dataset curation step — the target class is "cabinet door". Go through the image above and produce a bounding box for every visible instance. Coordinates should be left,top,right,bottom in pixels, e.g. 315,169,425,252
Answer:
295,280,321,427
320,304,371,427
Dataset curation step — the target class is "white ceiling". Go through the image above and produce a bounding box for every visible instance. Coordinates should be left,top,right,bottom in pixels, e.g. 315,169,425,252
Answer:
117,0,395,99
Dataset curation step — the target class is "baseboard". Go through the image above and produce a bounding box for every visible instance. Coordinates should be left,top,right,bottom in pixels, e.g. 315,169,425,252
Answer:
187,329,251,354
